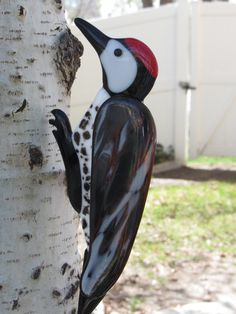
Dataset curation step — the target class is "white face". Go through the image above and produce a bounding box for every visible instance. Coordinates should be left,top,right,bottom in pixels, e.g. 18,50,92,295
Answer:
100,39,138,93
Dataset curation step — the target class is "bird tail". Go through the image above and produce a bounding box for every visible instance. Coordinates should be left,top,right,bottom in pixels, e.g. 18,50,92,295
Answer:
77,291,104,314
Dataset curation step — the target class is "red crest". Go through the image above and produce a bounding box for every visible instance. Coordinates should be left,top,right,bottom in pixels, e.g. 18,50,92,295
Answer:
125,38,158,78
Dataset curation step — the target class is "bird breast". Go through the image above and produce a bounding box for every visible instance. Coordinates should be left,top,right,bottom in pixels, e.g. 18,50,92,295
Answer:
72,88,110,245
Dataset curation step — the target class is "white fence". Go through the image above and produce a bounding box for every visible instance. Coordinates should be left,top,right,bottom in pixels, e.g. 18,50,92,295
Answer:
70,0,236,164
189,2,236,158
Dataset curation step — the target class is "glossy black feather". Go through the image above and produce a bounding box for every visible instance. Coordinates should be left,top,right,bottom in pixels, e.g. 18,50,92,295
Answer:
78,96,156,313
49,109,82,213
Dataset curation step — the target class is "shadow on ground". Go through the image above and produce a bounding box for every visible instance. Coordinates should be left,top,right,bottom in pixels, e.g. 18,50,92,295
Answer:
155,166,236,182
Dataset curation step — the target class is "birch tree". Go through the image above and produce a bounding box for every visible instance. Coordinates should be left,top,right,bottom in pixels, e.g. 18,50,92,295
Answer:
0,1,84,313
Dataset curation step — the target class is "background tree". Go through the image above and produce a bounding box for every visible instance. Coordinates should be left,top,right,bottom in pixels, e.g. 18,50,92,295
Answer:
65,0,101,22
141,0,154,7
126,0,174,10
141,0,174,7
0,1,86,313
159,0,175,5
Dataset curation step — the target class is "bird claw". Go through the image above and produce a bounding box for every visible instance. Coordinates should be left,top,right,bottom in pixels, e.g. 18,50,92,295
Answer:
49,108,82,213
49,109,72,139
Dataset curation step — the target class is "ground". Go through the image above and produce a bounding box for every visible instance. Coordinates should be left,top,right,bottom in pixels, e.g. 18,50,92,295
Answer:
104,164,236,313
105,252,236,313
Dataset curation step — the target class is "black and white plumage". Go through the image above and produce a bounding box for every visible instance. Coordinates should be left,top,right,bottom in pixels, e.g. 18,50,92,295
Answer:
50,18,158,314
71,88,110,245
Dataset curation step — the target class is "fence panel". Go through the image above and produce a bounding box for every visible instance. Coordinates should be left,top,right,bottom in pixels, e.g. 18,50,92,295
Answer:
189,2,236,158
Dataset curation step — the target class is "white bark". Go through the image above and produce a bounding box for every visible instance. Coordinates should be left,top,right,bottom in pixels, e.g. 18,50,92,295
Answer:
0,1,83,313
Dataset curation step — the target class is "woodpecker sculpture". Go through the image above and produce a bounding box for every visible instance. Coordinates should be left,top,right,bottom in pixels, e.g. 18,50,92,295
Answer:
50,18,158,314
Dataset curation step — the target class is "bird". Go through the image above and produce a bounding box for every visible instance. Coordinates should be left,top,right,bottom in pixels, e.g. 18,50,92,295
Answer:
50,18,158,314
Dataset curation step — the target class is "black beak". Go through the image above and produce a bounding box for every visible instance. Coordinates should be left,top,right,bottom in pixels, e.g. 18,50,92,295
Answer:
74,18,110,55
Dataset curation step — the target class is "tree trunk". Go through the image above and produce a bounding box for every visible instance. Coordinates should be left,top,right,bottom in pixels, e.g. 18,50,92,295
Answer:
141,0,154,7
0,1,83,313
160,0,174,5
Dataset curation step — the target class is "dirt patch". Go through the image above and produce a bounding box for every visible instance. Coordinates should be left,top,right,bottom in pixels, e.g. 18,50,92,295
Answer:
105,253,236,313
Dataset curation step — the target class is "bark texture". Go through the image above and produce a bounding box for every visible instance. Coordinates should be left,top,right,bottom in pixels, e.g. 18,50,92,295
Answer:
0,1,83,313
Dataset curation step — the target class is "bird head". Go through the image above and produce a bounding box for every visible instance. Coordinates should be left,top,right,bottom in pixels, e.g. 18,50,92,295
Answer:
74,18,158,101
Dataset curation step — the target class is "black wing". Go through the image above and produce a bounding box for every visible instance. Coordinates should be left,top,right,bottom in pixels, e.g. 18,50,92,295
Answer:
50,109,81,213
78,95,156,313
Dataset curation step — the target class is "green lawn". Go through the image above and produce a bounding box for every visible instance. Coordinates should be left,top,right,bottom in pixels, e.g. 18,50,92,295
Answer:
131,157,236,272
188,156,236,167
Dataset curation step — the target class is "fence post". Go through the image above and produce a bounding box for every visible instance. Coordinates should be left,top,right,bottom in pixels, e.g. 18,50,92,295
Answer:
174,0,190,164
189,2,201,159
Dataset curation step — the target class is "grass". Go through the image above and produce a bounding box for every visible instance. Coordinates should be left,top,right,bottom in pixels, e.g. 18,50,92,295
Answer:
131,157,236,273
188,156,236,167
130,296,142,312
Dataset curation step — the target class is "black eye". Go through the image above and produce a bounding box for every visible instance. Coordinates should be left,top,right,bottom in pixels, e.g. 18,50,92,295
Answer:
114,48,123,57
